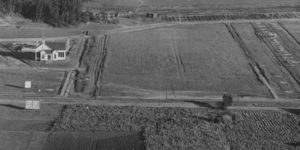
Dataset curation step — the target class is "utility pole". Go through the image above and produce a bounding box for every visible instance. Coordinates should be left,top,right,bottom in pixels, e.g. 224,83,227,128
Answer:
166,85,168,100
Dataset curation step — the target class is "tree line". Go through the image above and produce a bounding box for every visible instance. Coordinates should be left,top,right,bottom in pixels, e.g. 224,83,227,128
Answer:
0,0,84,26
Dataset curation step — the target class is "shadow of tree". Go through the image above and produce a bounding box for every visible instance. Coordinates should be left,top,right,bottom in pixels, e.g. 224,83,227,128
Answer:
0,104,24,110
286,142,300,147
5,84,24,89
184,100,216,109
282,108,300,115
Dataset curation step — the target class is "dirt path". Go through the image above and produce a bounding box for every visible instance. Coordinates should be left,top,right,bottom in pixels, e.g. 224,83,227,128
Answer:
0,97,299,112
0,35,83,42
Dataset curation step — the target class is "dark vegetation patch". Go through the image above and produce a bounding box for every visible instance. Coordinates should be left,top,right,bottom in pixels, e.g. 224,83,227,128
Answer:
52,105,300,149
53,105,229,150
0,0,83,27
43,132,145,150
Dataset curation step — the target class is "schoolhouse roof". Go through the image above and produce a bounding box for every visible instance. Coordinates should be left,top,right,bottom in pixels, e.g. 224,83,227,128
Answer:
45,42,66,50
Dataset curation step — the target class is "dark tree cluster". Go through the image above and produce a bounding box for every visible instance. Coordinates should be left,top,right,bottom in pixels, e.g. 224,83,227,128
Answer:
0,0,83,26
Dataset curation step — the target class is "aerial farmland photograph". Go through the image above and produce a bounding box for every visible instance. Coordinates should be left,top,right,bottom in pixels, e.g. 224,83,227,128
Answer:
0,0,300,150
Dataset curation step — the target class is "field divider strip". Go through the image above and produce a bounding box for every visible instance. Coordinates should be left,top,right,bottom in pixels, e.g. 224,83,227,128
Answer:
251,23,300,91
225,23,278,99
277,22,300,47
59,71,73,97
170,31,187,87
89,37,102,96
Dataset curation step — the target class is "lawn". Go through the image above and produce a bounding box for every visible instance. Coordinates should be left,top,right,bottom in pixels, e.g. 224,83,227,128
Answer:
0,69,65,96
0,103,64,150
85,0,300,10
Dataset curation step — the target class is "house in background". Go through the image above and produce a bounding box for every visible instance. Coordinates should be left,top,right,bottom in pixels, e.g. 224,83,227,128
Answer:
21,40,70,61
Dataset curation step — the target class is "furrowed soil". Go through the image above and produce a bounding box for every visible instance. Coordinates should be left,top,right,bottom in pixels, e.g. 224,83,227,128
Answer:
101,24,270,98
53,105,300,150
225,109,300,150
0,27,80,39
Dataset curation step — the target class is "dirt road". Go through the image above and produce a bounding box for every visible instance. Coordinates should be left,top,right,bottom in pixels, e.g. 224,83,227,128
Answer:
0,96,299,110
0,35,83,42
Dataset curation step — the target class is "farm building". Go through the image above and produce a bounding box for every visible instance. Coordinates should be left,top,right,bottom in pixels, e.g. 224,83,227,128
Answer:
21,40,70,61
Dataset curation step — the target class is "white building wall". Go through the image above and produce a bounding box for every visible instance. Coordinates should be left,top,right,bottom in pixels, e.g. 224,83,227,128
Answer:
53,50,66,60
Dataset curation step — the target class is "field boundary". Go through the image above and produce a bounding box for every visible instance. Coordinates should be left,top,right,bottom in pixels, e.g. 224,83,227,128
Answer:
89,35,110,97
277,22,300,46
251,23,300,89
226,23,278,99
169,31,187,87
159,12,300,23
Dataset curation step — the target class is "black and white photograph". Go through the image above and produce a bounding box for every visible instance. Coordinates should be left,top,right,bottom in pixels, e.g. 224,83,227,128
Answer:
0,0,299,149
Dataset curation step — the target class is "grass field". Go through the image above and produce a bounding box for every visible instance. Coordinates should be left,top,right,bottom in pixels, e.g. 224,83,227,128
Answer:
0,69,65,96
0,18,7,26
85,0,300,10
101,24,270,97
0,104,63,150
280,21,300,44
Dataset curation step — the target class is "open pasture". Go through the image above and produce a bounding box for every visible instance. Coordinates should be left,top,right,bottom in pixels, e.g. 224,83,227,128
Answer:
101,24,270,97
0,103,64,150
0,69,65,97
85,0,300,10
280,21,300,44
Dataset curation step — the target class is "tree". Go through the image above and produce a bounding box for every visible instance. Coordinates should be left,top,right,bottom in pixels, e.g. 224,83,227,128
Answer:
222,94,233,110
0,0,84,27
